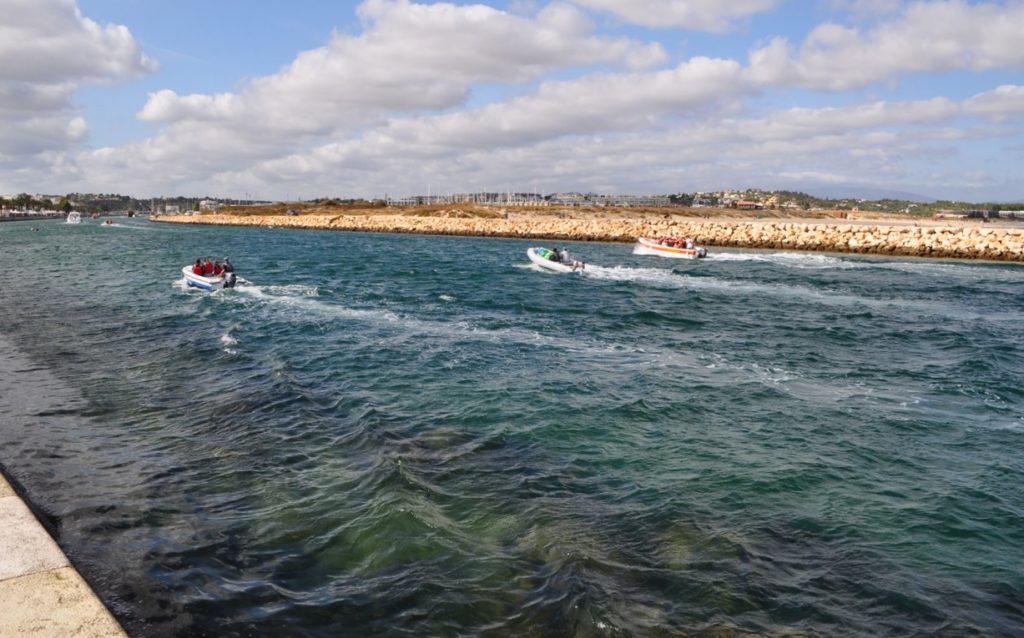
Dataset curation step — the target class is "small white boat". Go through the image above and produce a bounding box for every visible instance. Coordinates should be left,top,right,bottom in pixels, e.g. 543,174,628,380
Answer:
634,237,707,259
527,247,585,273
182,265,233,291
66,212,81,224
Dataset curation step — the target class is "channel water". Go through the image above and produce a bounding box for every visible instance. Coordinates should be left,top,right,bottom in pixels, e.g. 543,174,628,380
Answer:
0,217,1022,636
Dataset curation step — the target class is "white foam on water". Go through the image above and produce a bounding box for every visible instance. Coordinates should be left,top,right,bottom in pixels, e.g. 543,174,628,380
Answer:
585,264,845,305
707,249,1024,282
184,267,892,408
255,284,320,297
707,251,858,270
995,418,1024,433
202,269,996,401
224,279,670,366
234,284,403,324
584,264,684,286
584,263,991,321
864,258,1024,281
220,330,239,354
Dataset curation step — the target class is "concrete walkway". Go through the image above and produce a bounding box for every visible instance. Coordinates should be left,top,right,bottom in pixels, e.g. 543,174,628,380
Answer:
0,473,126,637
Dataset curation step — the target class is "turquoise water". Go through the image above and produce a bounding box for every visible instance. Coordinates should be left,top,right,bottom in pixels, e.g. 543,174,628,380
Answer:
0,217,1022,637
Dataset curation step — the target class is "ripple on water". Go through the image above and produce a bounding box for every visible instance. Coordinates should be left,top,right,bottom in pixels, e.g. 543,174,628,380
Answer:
0,223,1022,636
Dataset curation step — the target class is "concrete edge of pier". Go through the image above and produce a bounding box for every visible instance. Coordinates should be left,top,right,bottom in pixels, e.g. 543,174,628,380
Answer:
0,471,127,637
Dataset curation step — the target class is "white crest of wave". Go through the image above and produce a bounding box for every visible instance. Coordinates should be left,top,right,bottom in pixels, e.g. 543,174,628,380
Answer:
708,250,1024,280
708,251,856,270
866,259,1024,281
584,265,690,287
235,284,402,323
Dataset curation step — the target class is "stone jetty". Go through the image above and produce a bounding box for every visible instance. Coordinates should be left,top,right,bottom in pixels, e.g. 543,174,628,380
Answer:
1,473,126,637
152,209,1024,262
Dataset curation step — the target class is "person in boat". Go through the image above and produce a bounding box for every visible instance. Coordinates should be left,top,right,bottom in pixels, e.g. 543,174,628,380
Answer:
213,260,223,276
192,259,203,275
555,248,582,271
202,258,214,275
685,238,695,249
222,257,234,273
546,249,559,262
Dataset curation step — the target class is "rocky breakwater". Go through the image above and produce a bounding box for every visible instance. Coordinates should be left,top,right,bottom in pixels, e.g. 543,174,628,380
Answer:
152,213,1024,262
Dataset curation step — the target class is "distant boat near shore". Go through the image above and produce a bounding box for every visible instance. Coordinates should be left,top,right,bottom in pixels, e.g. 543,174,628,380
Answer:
634,237,708,259
66,212,81,224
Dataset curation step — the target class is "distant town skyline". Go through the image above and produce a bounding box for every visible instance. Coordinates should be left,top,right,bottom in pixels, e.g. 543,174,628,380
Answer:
3,1,1023,202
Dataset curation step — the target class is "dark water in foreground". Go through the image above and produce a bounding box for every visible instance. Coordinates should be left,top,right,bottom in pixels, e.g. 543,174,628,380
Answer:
0,218,1022,637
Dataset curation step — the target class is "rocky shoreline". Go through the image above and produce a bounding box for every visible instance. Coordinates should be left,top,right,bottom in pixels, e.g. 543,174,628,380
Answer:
152,210,1024,262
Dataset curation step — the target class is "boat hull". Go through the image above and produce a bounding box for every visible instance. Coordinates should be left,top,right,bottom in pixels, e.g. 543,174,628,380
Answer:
634,237,707,259
182,266,224,291
527,247,583,273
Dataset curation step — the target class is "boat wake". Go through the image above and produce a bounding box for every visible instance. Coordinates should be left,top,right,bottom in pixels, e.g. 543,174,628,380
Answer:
581,264,986,320
707,251,859,269
708,250,1024,280
221,280,686,366
237,283,319,299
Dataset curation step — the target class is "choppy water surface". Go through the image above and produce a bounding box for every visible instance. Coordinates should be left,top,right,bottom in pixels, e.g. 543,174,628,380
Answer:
1,218,1022,637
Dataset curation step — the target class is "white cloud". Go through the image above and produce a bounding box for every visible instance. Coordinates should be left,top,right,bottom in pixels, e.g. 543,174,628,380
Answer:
88,0,667,191
138,0,665,129
824,0,904,19
0,0,156,83
733,98,959,140
183,96,965,200
568,0,779,32
8,0,1023,201
964,85,1024,122
374,57,745,149
137,90,241,123
0,0,154,175
747,1,1024,90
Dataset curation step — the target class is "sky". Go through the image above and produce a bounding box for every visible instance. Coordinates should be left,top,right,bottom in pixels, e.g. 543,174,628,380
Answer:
2,0,1023,202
